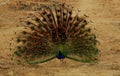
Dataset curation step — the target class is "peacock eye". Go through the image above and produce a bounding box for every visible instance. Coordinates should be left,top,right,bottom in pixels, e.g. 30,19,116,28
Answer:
47,14,51,18
57,15,60,19
69,17,72,20
17,38,21,43
30,26,35,30
43,18,46,21
26,21,31,25
22,31,27,35
63,12,66,16
35,18,39,22
63,18,66,21
69,11,72,15
27,43,32,46
57,10,60,12
42,12,46,15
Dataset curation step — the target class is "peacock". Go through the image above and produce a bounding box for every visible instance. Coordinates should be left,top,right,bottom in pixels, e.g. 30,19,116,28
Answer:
14,3,99,64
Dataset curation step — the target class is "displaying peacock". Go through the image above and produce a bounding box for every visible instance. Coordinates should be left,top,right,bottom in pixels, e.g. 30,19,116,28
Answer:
14,3,99,64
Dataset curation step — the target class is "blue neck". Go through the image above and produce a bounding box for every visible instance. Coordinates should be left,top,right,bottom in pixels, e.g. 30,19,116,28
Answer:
56,51,65,59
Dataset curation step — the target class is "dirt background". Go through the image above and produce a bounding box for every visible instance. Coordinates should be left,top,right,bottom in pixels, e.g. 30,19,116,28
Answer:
0,0,120,76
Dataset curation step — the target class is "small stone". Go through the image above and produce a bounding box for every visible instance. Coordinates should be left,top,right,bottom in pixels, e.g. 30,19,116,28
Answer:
8,71,14,76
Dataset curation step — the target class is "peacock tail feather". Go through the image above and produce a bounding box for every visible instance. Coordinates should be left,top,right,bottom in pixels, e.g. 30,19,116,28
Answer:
14,3,99,64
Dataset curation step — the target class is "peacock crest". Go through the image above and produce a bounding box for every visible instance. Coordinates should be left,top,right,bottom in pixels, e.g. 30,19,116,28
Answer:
13,3,99,64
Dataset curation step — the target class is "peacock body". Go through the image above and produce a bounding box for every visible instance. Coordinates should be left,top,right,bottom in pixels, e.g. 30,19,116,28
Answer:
14,3,98,64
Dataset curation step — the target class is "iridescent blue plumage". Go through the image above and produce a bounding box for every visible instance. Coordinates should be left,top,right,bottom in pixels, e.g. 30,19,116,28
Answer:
56,51,65,59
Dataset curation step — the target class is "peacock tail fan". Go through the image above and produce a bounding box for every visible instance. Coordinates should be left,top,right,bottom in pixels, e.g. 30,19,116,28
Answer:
14,3,99,64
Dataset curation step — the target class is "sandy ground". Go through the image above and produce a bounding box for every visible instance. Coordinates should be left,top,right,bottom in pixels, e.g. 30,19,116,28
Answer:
0,0,120,76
